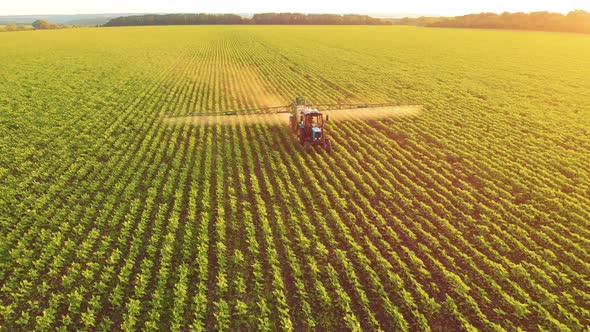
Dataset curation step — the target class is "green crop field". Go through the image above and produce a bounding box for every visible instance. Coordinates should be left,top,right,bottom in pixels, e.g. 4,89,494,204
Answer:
1,26,589,331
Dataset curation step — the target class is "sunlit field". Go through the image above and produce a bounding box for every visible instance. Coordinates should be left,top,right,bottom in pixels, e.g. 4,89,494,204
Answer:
1,25,589,330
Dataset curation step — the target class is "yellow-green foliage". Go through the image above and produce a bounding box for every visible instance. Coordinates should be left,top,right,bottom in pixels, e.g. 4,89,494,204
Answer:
0,24,33,32
0,26,589,331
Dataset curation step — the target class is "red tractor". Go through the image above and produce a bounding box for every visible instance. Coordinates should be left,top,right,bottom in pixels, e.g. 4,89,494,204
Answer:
289,97,332,152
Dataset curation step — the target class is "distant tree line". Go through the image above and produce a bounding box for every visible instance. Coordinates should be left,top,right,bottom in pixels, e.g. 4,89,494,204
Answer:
397,10,590,34
0,23,30,32
0,19,65,32
250,13,390,25
103,13,392,27
104,14,244,26
393,17,448,27
32,19,62,29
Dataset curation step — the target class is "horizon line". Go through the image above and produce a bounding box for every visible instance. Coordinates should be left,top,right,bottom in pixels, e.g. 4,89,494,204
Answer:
1,9,586,17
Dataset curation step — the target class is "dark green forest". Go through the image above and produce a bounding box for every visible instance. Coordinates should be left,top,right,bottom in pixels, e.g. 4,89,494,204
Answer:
104,11,590,33
103,13,391,26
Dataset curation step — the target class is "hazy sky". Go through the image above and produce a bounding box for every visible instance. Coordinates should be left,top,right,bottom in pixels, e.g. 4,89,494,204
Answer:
2,0,589,16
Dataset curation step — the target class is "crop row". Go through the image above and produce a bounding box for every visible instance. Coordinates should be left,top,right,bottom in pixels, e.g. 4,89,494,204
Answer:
1,26,588,330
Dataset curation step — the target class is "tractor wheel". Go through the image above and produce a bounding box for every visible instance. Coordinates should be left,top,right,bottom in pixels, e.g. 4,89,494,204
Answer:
298,129,305,145
323,139,332,153
289,115,296,132
304,141,311,152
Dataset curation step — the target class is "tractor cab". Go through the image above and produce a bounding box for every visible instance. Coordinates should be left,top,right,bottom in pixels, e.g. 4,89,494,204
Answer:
289,98,332,152
305,111,323,127
301,109,324,141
